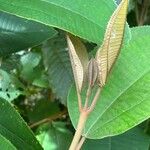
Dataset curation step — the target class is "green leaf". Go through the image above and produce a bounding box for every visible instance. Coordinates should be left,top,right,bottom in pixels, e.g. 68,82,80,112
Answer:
68,26,150,139
83,127,150,150
0,0,130,44
0,11,57,57
1,54,21,72
0,69,25,101
0,98,42,150
42,33,73,105
20,52,41,82
0,134,17,150
37,122,73,150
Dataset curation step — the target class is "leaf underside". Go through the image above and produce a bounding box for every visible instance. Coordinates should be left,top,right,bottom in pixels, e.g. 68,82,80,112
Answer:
96,0,128,86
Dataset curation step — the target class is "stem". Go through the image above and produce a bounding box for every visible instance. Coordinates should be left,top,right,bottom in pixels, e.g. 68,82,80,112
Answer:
29,110,67,128
76,137,86,150
88,88,101,113
84,85,91,109
77,90,82,112
69,111,88,150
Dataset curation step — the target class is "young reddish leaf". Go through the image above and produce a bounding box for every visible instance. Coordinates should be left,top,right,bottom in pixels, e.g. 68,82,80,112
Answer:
67,34,88,92
96,0,128,87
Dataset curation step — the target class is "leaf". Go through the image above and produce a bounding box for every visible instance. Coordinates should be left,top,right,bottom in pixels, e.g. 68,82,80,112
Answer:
0,98,42,150
83,127,150,150
96,0,128,86
0,11,57,57
68,26,150,139
0,69,25,101
67,35,85,92
0,134,17,150
42,33,73,105
0,0,131,45
37,122,73,150
1,54,21,72
20,52,41,82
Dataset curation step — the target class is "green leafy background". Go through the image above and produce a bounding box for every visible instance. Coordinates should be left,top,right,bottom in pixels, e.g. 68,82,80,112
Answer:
0,0,149,149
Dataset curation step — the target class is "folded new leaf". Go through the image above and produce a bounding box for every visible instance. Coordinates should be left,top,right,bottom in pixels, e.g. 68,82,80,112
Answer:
67,34,88,92
96,0,128,87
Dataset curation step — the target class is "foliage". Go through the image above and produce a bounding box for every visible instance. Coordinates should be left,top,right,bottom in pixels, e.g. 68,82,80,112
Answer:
0,0,149,150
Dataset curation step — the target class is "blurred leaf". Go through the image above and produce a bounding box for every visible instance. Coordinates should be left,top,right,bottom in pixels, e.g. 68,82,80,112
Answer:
1,54,21,72
32,74,49,88
42,33,73,105
68,26,150,138
0,134,17,150
0,11,57,57
20,52,41,82
20,51,49,88
83,127,150,150
0,98,42,150
37,122,73,150
27,100,60,124
0,0,131,45
0,69,25,101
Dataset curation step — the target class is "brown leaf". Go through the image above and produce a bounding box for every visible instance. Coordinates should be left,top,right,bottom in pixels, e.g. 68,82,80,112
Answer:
96,0,128,87
67,34,88,92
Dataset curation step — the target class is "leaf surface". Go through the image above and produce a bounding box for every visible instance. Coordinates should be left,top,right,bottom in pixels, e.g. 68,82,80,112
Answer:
37,122,73,150
0,98,42,149
83,127,150,150
0,0,131,44
42,33,73,104
67,35,85,91
68,26,150,139
0,134,17,150
96,0,128,86
0,69,25,101
0,11,57,56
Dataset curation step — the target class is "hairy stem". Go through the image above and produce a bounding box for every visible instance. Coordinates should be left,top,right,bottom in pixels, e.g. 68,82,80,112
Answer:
69,111,88,150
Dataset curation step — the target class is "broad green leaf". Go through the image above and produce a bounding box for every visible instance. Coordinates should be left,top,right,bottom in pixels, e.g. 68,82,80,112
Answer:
83,127,150,150
96,0,128,86
0,134,17,150
68,26,150,139
37,122,73,150
0,69,25,101
0,0,131,45
42,33,73,105
0,98,42,150
0,11,57,57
